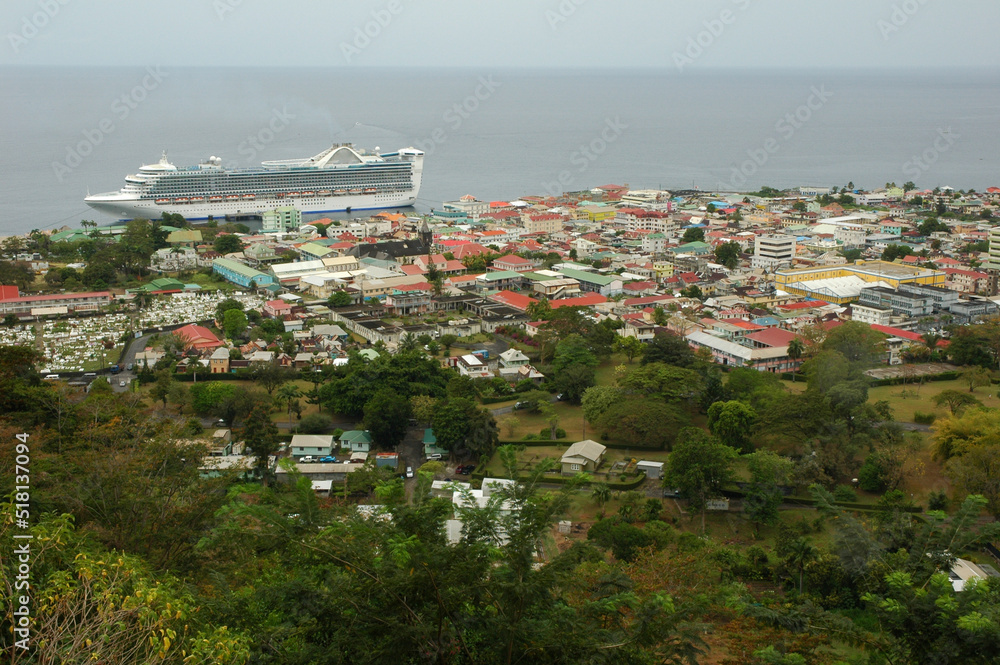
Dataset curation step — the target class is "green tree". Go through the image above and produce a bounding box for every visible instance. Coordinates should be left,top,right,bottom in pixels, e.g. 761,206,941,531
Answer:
410,394,437,426
785,537,817,593
328,290,353,307
591,482,611,507
275,382,302,429
581,385,625,424
363,388,412,449
213,233,244,254
214,297,245,324
149,369,172,407
932,389,983,415
595,398,688,450
641,332,696,367
959,365,991,393
432,398,498,459
743,450,793,534
665,428,737,532
681,227,705,243
707,400,758,453
241,405,279,484
786,338,805,381
249,357,293,395
223,308,248,340
821,321,885,366
714,241,742,269
613,334,644,363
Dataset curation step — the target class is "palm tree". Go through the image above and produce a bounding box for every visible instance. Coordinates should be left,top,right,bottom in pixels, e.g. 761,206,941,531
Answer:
398,333,419,352
787,338,805,382
591,482,611,507
786,537,817,593
275,383,302,430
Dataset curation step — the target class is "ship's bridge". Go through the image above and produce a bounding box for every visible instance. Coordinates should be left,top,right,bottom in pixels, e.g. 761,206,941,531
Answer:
138,151,178,173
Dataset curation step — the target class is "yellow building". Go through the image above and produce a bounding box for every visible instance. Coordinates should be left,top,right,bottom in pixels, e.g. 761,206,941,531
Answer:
774,260,946,304
652,260,674,280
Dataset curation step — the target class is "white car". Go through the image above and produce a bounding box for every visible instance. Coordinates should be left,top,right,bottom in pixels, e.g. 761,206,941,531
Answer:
405,466,414,478
119,380,127,387
427,453,443,461
300,456,316,463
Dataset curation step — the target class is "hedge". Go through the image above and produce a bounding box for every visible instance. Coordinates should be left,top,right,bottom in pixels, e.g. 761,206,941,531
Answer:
719,488,923,513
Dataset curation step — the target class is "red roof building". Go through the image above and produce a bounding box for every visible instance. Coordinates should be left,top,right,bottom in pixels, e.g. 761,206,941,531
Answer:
491,254,536,273
175,324,224,350
745,328,800,348
489,290,537,311
549,293,608,309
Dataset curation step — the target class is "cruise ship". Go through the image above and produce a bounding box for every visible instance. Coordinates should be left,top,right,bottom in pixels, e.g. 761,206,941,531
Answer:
84,144,424,221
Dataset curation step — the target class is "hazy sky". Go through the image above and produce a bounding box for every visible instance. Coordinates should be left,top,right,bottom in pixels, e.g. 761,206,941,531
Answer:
2,0,998,69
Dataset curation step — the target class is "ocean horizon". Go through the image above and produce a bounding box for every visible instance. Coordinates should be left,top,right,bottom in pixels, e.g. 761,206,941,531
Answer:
2,65,999,235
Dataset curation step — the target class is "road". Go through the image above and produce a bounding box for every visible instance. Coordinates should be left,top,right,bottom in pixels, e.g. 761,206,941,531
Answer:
111,331,155,393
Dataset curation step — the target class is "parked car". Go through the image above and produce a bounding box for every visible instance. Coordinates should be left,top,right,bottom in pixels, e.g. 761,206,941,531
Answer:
300,456,316,463
119,379,127,387
126,363,134,371
318,456,337,463
455,465,474,475
427,453,443,461
405,466,414,479
514,401,528,410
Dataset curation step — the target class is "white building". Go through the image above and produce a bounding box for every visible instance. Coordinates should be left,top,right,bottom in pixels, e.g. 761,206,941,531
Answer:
752,234,796,270
851,304,892,326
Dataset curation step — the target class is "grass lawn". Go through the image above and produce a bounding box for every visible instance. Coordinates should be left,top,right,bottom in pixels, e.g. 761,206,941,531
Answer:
869,378,1000,423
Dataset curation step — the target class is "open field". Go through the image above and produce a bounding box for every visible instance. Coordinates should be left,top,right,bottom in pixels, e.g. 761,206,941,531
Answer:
869,378,999,423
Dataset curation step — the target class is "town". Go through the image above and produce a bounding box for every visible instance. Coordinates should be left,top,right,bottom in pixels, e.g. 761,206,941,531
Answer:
2,180,1000,664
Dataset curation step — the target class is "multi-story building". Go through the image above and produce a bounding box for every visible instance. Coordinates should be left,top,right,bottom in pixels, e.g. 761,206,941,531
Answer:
0,286,112,317
522,213,564,235
262,206,301,233
987,225,1000,270
752,234,796,270
857,285,935,318
851,304,893,326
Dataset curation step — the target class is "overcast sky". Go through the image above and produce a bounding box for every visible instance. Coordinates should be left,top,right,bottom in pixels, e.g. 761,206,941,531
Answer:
2,0,998,69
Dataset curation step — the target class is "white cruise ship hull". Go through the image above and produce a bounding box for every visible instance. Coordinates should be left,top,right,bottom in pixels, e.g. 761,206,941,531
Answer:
84,190,419,221
84,144,424,222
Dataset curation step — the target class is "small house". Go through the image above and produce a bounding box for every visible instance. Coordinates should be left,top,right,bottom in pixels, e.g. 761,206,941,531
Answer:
290,434,335,458
636,460,663,480
560,440,607,475
340,430,373,453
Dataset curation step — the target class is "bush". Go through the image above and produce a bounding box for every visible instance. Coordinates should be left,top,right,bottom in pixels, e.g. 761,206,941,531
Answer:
184,418,204,436
928,490,949,511
833,485,858,502
857,455,887,493
297,413,332,434
537,427,568,439
913,411,936,425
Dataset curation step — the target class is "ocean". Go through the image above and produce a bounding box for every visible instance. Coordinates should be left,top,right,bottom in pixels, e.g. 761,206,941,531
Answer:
2,66,999,235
